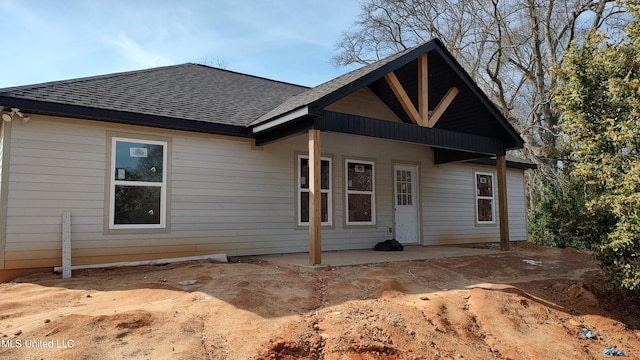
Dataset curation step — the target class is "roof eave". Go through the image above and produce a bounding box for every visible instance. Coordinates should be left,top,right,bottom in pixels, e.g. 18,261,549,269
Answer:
0,96,250,137
251,106,309,134
309,39,524,150
427,40,525,149
467,157,538,170
307,42,440,113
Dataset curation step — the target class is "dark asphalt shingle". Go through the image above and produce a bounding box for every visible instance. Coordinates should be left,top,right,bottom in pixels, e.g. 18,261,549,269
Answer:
0,64,309,127
251,45,417,126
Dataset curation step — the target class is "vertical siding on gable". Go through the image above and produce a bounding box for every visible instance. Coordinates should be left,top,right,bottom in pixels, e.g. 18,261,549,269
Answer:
2,115,530,269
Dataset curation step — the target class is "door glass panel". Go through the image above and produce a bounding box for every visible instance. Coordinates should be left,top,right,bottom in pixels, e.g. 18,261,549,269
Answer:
396,170,413,206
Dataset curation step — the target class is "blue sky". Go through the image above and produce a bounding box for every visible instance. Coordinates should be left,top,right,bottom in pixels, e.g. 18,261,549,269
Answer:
0,1,362,88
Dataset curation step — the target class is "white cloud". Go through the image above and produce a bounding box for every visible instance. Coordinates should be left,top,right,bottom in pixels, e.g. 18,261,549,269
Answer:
105,32,171,68
0,0,363,88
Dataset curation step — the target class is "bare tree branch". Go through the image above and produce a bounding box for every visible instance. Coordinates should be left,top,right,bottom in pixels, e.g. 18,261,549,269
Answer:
332,0,632,204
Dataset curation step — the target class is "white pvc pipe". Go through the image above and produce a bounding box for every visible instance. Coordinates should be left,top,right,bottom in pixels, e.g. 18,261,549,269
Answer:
53,253,228,273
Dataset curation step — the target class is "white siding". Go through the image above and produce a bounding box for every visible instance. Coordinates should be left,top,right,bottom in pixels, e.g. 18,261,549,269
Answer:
423,162,528,245
506,169,528,240
3,115,530,269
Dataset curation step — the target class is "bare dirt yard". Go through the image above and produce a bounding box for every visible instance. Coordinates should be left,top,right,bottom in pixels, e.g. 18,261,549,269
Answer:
1,242,639,359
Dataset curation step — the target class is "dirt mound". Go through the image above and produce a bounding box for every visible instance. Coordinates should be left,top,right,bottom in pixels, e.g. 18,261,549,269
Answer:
1,242,639,359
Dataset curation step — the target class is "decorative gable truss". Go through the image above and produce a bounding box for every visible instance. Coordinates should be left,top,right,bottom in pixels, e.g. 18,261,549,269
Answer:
0,39,532,268
384,54,458,128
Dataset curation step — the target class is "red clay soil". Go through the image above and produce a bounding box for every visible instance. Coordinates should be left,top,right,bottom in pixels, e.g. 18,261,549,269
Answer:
0,242,638,359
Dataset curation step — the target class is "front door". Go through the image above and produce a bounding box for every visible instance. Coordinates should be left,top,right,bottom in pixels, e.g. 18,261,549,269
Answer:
394,164,419,244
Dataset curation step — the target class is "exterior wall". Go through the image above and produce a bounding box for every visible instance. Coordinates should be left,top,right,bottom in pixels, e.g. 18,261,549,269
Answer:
324,87,402,122
0,121,7,269
2,115,529,269
423,162,527,245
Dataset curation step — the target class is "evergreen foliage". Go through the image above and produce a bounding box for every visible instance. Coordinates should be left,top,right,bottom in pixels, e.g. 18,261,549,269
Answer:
552,1,640,291
528,177,615,250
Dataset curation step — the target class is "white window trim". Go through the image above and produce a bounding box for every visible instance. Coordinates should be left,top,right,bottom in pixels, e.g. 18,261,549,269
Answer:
298,155,332,226
109,137,168,230
474,171,496,224
345,159,376,226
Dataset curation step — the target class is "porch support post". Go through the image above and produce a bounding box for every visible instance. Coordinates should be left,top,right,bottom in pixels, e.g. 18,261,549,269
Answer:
496,154,510,251
308,129,322,264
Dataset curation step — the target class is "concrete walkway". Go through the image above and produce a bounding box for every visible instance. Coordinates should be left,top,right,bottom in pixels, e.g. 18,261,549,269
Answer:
255,245,504,267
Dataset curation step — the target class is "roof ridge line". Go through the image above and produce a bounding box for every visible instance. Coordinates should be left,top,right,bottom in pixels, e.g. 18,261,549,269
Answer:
0,64,194,91
191,63,311,90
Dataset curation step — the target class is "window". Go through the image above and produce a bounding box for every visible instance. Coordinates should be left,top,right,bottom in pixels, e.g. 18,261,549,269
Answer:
346,159,375,225
298,155,332,226
109,137,167,229
475,171,495,224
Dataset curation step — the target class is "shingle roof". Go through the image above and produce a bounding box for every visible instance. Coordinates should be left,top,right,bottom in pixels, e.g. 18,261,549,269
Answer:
0,64,309,127
0,39,523,151
251,45,419,126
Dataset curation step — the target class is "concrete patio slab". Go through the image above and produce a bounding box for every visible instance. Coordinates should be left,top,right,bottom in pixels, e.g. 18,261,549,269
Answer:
253,245,504,267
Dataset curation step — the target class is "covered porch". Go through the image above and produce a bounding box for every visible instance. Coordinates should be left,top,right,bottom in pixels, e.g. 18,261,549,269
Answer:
250,39,527,265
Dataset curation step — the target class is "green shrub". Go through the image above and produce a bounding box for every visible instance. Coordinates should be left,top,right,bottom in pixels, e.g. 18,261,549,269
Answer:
528,178,615,250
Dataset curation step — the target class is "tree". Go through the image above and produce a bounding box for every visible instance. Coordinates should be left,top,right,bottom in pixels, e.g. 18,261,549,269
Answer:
333,0,630,206
553,1,640,291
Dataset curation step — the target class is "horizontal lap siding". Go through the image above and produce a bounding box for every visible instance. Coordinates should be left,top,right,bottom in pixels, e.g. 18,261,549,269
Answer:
3,115,529,270
3,116,308,268
423,163,528,244
171,134,297,256
506,169,528,240
4,117,107,268
268,132,427,252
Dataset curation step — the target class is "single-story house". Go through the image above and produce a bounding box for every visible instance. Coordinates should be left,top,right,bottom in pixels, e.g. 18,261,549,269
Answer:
0,39,535,280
